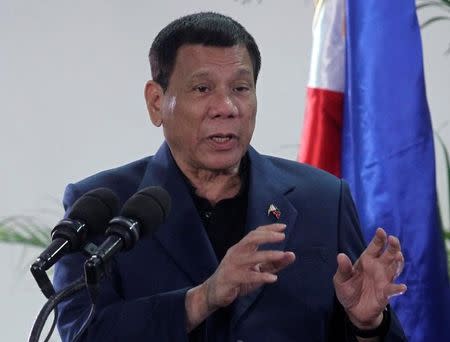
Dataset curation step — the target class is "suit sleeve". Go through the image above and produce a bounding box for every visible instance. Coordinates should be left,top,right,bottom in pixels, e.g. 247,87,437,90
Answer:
334,180,407,342
54,183,191,342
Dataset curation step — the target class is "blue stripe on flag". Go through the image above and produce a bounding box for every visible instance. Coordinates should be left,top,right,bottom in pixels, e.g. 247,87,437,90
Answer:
342,0,450,340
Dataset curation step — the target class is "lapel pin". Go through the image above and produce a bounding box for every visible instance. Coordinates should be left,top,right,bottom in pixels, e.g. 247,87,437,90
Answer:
267,204,281,220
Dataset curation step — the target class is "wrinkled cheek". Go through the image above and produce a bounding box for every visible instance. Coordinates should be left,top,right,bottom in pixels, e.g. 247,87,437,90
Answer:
166,96,177,113
248,112,257,139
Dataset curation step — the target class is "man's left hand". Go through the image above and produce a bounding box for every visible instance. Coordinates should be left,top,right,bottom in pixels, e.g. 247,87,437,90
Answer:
333,228,407,329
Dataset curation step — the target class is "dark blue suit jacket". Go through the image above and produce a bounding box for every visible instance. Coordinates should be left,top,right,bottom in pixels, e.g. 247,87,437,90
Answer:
54,143,406,341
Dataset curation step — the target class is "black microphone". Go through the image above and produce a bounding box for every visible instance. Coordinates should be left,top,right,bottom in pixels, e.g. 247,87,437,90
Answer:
84,186,171,286
30,187,119,297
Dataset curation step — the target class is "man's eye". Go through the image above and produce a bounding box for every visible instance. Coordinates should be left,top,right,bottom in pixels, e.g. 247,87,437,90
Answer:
195,86,209,93
234,86,250,92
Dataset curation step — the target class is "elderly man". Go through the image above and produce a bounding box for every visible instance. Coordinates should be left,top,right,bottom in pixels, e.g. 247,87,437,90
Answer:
55,12,407,342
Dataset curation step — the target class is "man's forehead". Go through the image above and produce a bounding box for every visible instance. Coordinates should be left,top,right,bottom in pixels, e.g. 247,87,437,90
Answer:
177,43,248,55
174,44,254,78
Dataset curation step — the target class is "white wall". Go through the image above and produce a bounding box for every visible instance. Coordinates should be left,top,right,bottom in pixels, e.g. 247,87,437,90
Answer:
0,1,313,340
0,1,448,341
419,8,450,230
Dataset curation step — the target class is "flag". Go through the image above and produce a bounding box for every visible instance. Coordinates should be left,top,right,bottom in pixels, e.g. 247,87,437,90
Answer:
299,0,450,341
298,0,345,177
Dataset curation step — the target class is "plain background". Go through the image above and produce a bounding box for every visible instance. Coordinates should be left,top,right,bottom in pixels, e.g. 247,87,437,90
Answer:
0,1,449,340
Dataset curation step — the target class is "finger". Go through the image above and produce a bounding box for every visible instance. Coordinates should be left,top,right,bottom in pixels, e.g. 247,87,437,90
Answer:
236,228,286,252
364,227,387,257
256,223,287,232
244,270,278,284
387,235,401,253
394,252,405,279
244,250,289,266
384,283,407,299
380,235,401,264
333,253,354,284
260,252,296,273
386,251,404,281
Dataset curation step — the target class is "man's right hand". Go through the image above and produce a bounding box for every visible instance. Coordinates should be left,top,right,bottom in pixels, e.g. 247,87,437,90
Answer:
185,223,296,332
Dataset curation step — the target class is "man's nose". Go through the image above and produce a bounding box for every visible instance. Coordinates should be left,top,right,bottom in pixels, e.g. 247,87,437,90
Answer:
207,90,238,118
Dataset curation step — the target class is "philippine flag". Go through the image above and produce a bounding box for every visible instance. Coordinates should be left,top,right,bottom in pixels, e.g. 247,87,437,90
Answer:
299,0,450,341
298,0,345,177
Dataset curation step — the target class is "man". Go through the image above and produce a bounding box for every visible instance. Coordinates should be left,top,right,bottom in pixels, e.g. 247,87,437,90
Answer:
54,12,407,341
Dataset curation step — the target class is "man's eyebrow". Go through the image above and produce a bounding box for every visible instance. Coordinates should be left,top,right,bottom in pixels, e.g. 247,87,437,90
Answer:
235,68,253,78
188,68,253,83
190,70,210,80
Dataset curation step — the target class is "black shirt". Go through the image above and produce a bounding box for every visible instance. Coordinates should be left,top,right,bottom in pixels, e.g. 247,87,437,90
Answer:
182,155,249,341
185,155,249,262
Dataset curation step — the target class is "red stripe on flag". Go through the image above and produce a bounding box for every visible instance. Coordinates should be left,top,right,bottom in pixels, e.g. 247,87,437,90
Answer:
298,87,344,177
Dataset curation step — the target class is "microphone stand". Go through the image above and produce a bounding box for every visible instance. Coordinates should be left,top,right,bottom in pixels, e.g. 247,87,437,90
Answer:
29,239,108,342
30,260,56,299
28,247,108,342
28,277,85,342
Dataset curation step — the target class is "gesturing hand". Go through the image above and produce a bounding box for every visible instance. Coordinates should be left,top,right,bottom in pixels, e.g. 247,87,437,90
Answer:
205,223,295,310
185,223,296,331
333,228,407,329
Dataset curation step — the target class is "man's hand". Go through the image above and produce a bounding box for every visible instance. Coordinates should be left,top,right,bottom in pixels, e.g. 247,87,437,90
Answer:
185,223,295,331
333,228,407,331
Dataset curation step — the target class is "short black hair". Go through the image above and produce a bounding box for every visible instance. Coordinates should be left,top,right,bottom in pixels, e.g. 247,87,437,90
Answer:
149,12,261,91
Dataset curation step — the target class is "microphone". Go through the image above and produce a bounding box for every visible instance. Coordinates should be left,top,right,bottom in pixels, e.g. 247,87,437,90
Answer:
84,186,171,286
30,187,119,297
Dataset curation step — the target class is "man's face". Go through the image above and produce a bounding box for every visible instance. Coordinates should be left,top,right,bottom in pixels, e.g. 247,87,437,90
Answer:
152,44,257,172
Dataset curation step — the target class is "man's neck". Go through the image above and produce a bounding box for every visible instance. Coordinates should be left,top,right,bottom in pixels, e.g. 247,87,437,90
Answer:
178,162,242,206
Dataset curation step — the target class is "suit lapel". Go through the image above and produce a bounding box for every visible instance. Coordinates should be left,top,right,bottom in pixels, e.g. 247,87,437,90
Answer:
137,143,218,285
137,143,299,324
231,147,299,327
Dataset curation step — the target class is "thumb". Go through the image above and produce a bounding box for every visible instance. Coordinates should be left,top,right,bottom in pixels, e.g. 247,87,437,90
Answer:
334,253,354,284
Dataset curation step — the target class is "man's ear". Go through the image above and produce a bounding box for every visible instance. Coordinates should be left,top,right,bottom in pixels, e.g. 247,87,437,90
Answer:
144,80,164,127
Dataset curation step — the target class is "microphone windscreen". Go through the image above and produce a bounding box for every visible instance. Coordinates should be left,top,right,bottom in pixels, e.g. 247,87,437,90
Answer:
68,187,120,235
121,186,171,236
